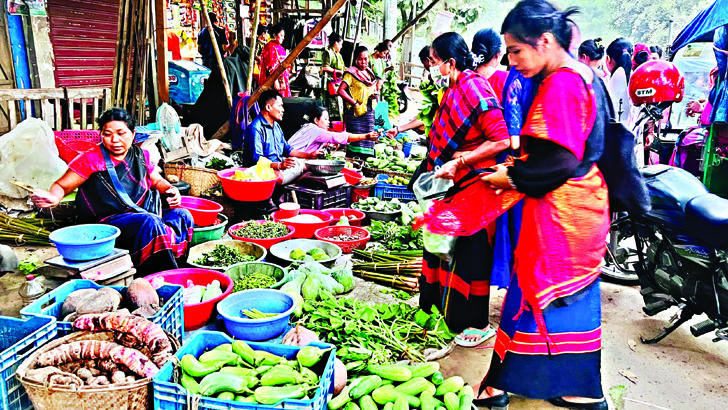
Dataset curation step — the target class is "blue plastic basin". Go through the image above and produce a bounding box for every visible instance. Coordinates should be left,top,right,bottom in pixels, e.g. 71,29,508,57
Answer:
48,224,120,261
217,289,296,341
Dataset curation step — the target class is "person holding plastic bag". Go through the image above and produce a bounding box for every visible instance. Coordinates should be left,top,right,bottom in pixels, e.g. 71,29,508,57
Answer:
419,32,509,347
30,108,193,276
472,2,610,409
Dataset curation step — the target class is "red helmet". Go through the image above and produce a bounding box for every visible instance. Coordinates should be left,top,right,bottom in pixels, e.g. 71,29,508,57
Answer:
629,60,685,106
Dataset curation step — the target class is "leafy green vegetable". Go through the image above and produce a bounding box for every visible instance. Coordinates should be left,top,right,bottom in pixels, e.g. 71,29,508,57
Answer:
366,220,423,251
18,256,40,275
233,272,276,292
296,296,454,366
194,244,256,267
206,158,233,171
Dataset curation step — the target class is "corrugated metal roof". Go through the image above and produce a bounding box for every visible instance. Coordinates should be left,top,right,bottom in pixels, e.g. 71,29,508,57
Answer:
47,0,120,88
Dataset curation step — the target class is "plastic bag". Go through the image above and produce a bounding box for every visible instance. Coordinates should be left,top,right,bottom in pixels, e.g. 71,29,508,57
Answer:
413,171,456,261
0,118,68,198
233,157,279,181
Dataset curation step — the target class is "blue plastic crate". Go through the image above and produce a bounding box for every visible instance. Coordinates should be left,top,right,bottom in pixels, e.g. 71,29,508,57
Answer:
154,331,335,410
20,279,184,340
374,174,416,201
0,315,56,410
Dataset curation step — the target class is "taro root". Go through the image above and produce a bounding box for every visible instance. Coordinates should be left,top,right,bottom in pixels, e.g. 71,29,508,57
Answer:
61,289,97,318
111,371,126,384
76,368,93,380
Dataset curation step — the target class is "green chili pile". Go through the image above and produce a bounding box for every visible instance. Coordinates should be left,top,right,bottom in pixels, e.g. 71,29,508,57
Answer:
233,272,276,292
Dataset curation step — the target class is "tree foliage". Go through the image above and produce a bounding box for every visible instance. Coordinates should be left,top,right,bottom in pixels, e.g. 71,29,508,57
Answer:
408,0,714,50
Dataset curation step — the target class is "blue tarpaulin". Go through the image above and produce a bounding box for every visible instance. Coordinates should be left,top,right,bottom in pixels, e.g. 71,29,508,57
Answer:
672,0,728,53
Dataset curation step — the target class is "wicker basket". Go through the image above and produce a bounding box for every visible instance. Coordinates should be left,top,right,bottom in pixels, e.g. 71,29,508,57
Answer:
16,330,180,410
163,162,221,196
361,165,413,180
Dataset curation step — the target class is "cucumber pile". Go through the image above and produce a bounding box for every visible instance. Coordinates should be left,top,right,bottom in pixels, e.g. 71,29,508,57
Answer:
369,144,419,174
178,340,330,404
352,197,402,213
330,363,473,410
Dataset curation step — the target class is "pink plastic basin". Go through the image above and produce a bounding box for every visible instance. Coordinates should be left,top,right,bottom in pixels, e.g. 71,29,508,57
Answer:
272,210,334,238
342,168,363,186
179,196,223,227
228,221,296,249
144,268,233,330
217,168,280,202
323,208,366,226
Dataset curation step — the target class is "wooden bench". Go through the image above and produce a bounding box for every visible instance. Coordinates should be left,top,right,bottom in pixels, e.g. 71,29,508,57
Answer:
0,87,111,134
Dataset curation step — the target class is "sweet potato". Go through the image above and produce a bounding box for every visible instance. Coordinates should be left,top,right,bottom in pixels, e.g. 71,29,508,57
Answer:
126,279,159,311
61,289,98,318
73,312,173,367
97,287,123,307
132,305,161,317
75,292,118,316
36,340,159,378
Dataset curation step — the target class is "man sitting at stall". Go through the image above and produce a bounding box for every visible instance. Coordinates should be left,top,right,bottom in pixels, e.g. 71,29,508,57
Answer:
242,89,322,173
30,108,193,276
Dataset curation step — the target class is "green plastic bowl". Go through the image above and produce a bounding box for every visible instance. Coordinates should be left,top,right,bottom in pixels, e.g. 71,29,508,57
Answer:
191,214,229,246
225,262,286,287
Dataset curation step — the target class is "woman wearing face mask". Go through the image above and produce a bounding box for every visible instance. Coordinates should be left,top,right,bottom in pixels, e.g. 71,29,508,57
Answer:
420,32,510,347
472,28,508,102
259,24,291,96
476,1,609,409
338,46,382,159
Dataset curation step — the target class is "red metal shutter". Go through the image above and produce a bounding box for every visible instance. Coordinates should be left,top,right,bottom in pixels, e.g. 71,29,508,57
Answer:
46,0,120,88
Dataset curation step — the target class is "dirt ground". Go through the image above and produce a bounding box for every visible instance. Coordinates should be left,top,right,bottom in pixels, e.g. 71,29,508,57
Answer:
2,96,726,409
3,243,726,410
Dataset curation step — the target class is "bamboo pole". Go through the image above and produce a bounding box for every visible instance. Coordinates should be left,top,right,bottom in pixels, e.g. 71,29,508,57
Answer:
246,0,263,92
210,0,349,140
391,0,441,43
349,0,365,66
200,0,233,109
155,0,169,103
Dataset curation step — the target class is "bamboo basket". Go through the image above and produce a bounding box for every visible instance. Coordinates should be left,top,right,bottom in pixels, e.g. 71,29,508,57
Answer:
16,330,179,410
163,162,221,196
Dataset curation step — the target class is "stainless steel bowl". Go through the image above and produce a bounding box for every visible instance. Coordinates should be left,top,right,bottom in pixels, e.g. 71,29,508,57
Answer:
306,160,346,176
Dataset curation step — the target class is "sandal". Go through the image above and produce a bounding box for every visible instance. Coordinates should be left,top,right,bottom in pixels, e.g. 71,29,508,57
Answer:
455,326,497,347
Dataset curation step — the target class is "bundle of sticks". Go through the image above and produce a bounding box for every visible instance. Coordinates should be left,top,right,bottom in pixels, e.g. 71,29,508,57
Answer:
352,250,423,293
0,213,51,245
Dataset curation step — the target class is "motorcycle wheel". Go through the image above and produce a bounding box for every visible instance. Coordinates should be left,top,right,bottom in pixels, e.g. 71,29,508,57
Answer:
600,221,641,286
398,96,408,114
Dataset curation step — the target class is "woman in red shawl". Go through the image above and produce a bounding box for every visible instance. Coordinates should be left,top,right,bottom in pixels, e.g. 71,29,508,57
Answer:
474,1,610,409
259,24,291,97
420,32,510,347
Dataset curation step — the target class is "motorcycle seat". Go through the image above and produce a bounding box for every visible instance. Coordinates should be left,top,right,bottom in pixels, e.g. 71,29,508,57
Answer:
685,193,728,249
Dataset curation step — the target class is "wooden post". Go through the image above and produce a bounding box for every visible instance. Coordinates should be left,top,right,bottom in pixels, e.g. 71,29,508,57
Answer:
349,0,365,66
210,0,349,140
246,0,263,92
200,0,233,109
391,0,441,43
155,0,169,103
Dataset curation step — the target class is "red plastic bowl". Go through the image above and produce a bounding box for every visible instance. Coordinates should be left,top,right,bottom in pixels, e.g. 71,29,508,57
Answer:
272,210,333,238
217,167,280,202
144,268,233,330
342,168,363,186
179,196,223,227
314,226,371,253
228,221,296,249
323,208,366,226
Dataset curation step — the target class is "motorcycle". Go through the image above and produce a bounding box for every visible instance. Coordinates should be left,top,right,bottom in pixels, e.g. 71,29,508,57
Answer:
607,164,728,344
397,81,410,114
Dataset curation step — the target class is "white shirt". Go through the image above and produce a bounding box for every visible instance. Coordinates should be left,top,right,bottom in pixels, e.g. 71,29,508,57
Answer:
607,67,634,127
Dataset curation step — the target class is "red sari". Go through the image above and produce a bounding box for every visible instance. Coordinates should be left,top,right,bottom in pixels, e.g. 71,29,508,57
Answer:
258,40,291,97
